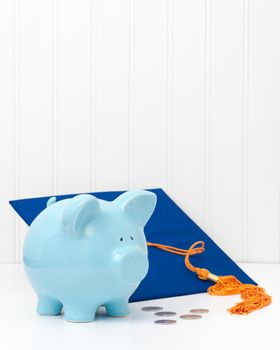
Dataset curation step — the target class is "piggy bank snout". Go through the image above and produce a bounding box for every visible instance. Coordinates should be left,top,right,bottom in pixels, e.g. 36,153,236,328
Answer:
121,251,148,283
113,248,148,283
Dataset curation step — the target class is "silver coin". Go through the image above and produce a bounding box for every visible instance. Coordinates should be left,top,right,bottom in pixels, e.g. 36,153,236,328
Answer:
141,306,163,312
190,308,209,314
180,314,202,320
154,311,177,317
154,319,177,325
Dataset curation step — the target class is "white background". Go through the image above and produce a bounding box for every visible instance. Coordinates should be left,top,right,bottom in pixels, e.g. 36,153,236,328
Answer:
1,263,279,350
0,0,279,264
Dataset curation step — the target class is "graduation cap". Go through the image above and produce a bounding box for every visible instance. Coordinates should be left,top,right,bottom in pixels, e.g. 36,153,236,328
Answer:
10,188,271,315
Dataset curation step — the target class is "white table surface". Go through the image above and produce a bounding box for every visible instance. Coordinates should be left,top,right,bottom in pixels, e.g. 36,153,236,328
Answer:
0,263,279,350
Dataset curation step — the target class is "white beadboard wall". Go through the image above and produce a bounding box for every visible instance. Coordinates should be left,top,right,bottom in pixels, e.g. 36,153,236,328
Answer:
0,0,279,263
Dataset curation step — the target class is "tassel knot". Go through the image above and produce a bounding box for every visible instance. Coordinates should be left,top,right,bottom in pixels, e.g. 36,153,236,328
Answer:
194,267,210,280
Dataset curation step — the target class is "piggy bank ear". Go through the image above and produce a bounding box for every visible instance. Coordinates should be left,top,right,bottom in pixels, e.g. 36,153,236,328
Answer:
115,190,157,227
62,194,100,238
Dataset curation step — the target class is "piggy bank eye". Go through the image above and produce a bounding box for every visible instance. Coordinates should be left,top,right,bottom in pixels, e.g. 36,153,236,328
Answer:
130,236,134,240
120,237,123,242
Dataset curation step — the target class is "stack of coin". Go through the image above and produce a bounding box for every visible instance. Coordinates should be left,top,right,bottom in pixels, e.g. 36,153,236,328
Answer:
141,305,210,325
141,306,177,325
180,308,209,321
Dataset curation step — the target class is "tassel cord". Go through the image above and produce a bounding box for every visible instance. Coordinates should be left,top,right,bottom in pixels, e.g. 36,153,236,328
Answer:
147,240,272,315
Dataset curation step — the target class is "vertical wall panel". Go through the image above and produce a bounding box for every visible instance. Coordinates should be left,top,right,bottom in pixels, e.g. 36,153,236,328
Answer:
1,0,280,263
95,0,130,191
16,0,53,261
169,0,205,225
205,0,244,260
133,0,168,189
246,0,280,262
56,0,92,194
0,1,14,262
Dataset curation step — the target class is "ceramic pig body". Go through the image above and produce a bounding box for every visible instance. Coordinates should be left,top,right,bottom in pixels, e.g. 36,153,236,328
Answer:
23,190,157,322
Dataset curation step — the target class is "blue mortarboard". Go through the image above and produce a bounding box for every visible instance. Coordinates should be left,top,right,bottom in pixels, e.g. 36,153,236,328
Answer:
10,188,270,314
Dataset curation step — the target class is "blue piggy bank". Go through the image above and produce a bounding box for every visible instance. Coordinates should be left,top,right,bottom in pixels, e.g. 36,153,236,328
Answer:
23,190,157,322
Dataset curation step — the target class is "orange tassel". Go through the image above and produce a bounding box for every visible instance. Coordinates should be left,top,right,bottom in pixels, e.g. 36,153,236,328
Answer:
147,240,272,315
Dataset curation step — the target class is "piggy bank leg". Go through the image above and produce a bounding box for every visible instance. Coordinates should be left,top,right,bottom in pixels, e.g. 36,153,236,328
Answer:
105,299,130,317
37,296,63,316
63,304,98,323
